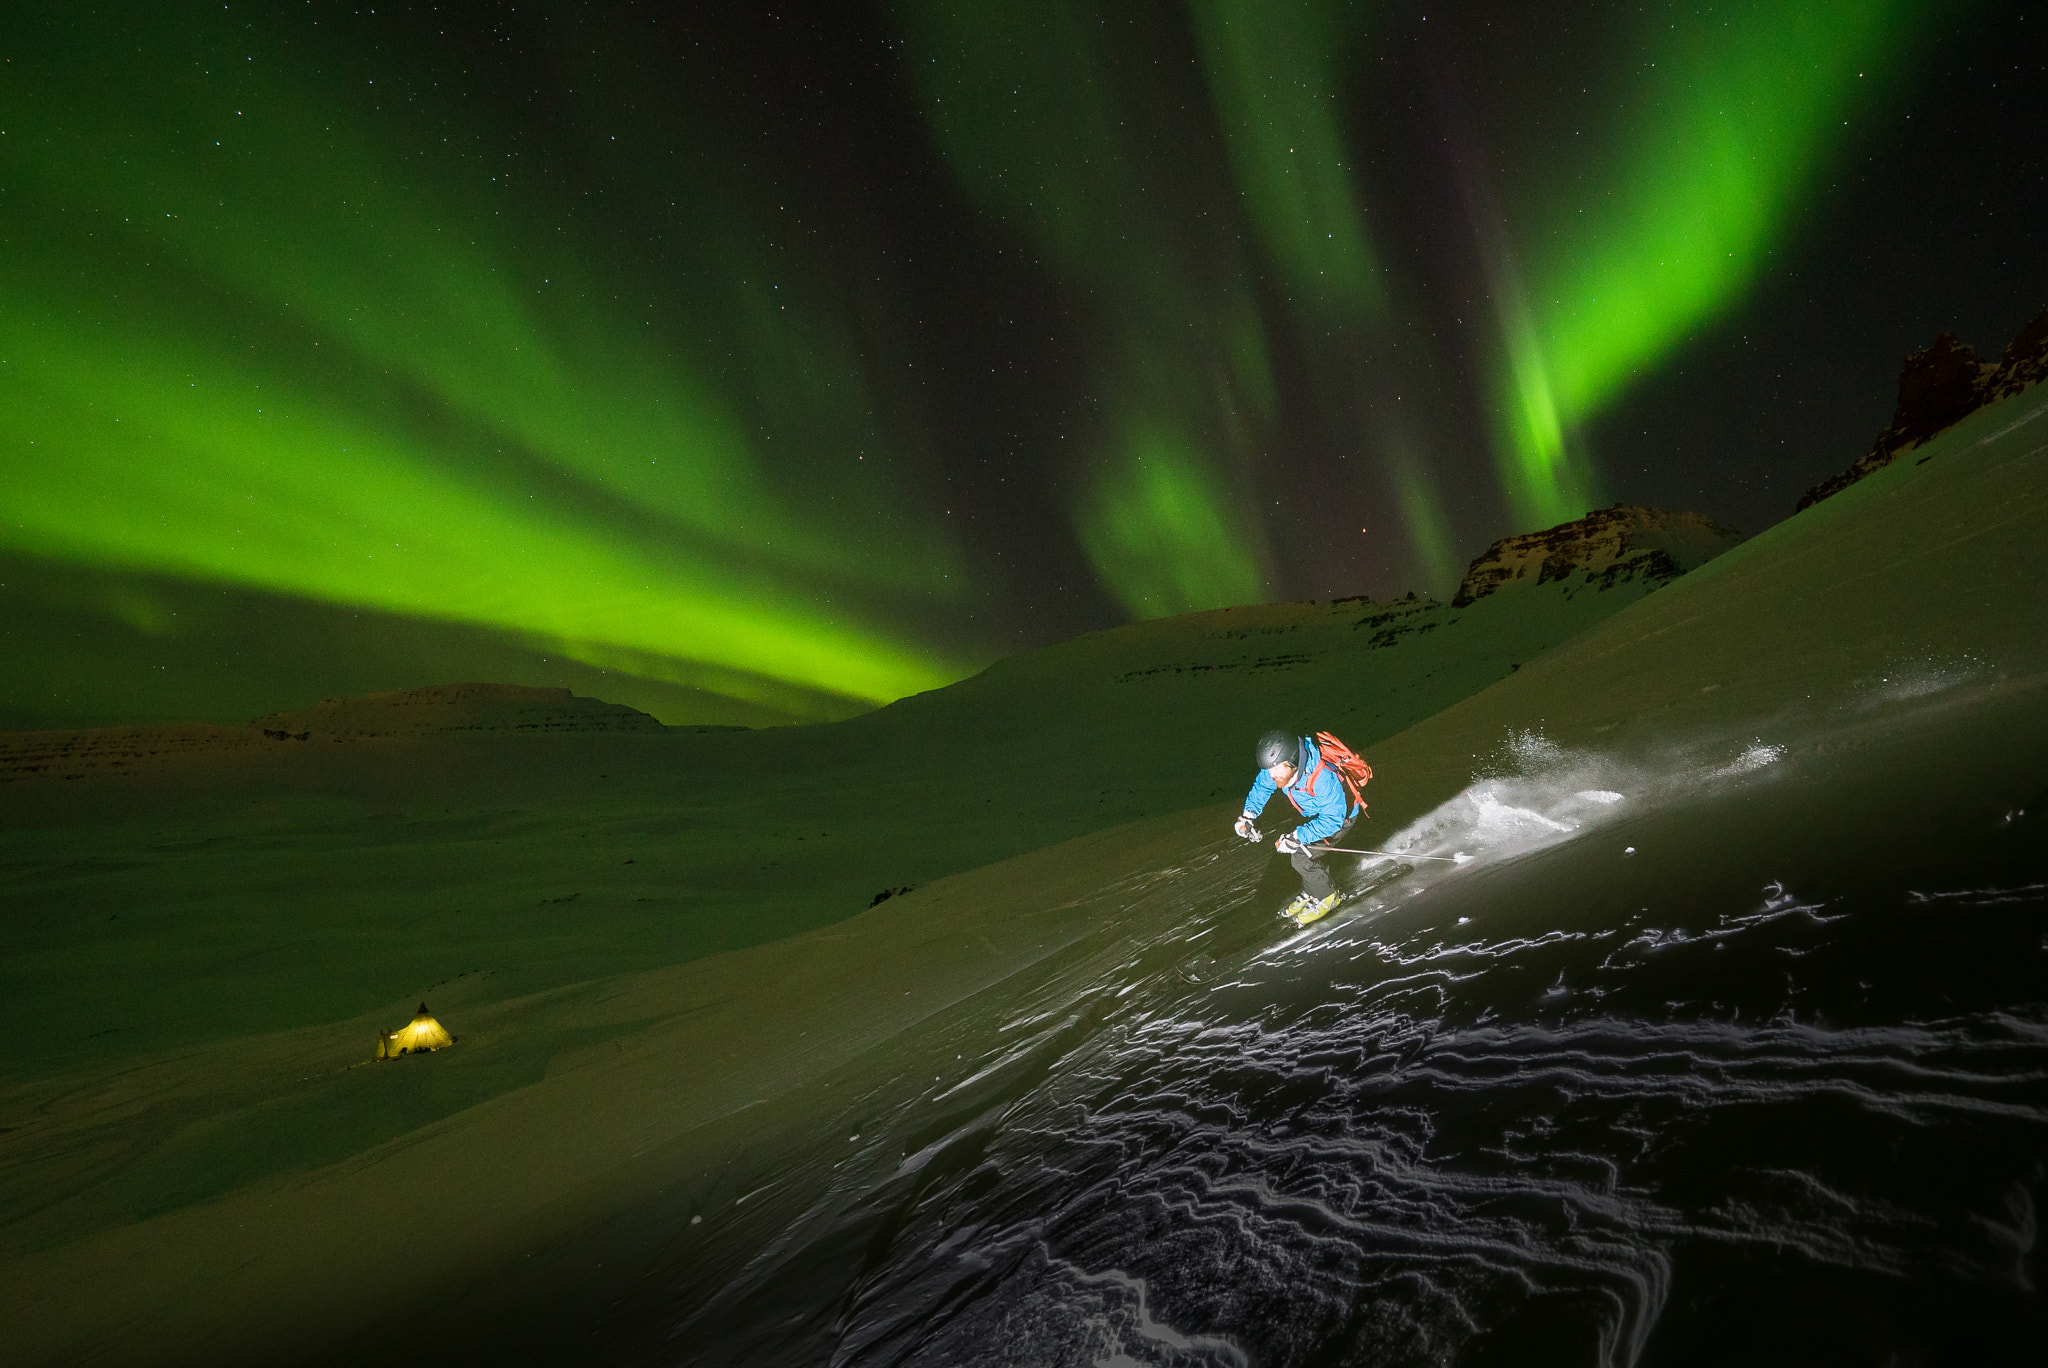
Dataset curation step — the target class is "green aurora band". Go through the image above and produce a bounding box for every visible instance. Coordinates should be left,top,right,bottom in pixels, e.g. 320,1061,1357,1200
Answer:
0,4,965,713
899,0,1282,620
1487,0,1943,526
1188,0,1381,315
899,0,1410,619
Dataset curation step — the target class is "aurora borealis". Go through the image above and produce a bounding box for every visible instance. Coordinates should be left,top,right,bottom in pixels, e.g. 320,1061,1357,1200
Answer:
2,0,2041,724
1475,0,1945,525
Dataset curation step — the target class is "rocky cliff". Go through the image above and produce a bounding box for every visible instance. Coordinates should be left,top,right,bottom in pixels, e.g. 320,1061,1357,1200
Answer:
1450,505,1746,609
1798,306,2048,510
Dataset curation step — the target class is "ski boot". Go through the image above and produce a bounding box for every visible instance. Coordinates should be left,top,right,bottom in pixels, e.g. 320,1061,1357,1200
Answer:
1285,891,1342,926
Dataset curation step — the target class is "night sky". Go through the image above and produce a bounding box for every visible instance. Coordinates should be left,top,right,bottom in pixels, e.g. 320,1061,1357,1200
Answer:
3,1,2044,726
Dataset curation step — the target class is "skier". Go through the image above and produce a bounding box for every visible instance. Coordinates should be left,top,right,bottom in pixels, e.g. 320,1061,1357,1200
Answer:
1234,728,1367,925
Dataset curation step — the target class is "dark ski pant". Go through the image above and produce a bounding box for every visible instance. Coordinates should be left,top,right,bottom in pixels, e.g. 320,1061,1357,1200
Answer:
1291,815,1357,901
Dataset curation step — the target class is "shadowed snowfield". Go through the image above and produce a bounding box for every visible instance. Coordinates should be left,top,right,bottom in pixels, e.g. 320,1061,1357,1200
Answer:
5,389,2048,1365
652,681,2047,1368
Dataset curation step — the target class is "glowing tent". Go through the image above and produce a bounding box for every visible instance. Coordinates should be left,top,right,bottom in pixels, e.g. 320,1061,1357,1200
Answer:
377,1003,455,1059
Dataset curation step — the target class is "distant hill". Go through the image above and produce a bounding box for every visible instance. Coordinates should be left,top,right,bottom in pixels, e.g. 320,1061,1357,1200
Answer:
0,683,672,783
248,683,667,738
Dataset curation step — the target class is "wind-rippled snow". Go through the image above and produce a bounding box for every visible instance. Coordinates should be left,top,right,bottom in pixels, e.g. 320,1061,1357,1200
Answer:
641,704,2048,1368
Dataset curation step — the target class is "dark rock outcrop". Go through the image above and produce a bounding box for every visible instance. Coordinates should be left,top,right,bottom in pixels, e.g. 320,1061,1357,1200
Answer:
1799,306,2048,510
1450,505,1745,609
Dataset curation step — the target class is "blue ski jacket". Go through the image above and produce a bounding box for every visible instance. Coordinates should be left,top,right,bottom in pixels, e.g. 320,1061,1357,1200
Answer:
1242,734,1358,844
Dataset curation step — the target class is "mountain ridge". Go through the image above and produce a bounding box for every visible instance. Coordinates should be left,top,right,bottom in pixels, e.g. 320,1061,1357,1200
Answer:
1799,305,2048,509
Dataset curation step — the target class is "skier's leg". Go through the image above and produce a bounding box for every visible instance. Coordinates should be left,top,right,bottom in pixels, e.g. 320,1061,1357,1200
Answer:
1291,844,1335,900
1293,817,1358,901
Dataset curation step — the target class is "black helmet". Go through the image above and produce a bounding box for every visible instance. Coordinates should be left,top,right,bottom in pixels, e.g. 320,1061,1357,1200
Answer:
1254,729,1301,772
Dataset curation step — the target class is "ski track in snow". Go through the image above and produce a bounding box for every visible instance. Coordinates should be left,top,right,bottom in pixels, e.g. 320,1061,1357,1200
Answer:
660,737,2048,1368
810,899,2048,1366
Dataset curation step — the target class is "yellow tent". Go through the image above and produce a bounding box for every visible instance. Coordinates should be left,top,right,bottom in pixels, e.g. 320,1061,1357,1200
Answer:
377,1003,454,1059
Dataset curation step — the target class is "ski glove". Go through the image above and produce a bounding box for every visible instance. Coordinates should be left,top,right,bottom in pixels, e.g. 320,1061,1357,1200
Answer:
1234,814,1258,841
1275,832,1305,855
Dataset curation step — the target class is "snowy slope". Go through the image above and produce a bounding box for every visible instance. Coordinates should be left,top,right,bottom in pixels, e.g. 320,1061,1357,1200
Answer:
7,421,2047,1367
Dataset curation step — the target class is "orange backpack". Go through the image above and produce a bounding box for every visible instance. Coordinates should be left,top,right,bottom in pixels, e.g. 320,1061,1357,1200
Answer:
1313,731,1372,817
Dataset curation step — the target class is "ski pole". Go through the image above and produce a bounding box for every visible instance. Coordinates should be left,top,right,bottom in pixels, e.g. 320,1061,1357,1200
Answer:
1317,845,1468,863
1243,832,1467,863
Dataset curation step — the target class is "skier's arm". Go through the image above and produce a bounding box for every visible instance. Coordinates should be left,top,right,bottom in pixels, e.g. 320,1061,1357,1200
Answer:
1291,770,1349,844
1242,768,1276,820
